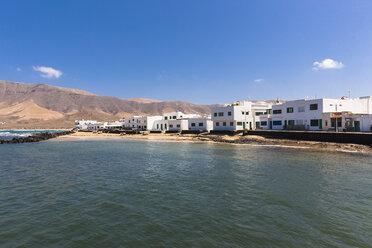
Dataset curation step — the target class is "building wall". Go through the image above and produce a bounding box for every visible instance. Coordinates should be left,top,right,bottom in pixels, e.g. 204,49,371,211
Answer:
263,98,366,131
211,105,254,131
188,118,213,131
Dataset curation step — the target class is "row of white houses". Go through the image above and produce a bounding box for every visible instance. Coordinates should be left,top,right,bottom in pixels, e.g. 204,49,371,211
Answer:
75,96,372,133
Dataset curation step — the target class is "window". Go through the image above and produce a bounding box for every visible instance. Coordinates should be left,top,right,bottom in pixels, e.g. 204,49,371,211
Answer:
255,112,264,116
216,122,219,126
296,120,304,125
129,120,131,123
288,120,295,126
310,119,319,126
298,106,305,112
273,109,282,114
287,107,294,113
176,124,180,128
237,122,242,126
173,116,176,119
165,124,167,129
199,122,203,126
273,121,282,126
214,112,217,117
228,111,232,116
157,124,159,129
230,122,233,126
165,117,168,120
170,124,173,128
261,121,268,126
218,112,224,116
246,112,249,115
223,122,226,126
310,104,318,110
267,109,272,114
191,123,196,127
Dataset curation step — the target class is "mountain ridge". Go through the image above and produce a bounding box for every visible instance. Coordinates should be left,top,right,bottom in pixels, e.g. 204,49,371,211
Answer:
0,80,219,129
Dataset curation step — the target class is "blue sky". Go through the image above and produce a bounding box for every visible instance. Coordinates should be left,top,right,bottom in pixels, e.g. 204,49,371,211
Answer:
1,0,372,104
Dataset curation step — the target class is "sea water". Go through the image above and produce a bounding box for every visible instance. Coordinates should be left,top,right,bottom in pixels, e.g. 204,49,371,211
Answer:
0,139,371,247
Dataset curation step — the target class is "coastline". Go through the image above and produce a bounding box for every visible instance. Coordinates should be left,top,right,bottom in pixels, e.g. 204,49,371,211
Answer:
55,132,372,154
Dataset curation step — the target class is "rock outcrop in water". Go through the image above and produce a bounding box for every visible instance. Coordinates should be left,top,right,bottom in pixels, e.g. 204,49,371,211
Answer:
0,131,73,144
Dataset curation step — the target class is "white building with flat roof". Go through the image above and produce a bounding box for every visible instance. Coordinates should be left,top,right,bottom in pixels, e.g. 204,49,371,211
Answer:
188,117,213,131
211,100,272,131
152,111,202,131
260,96,372,131
75,120,98,130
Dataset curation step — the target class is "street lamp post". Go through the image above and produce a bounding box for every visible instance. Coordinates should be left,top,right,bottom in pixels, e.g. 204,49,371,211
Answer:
330,104,342,132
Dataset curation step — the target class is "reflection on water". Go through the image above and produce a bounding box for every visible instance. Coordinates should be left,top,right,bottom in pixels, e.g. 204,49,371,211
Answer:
0,140,371,247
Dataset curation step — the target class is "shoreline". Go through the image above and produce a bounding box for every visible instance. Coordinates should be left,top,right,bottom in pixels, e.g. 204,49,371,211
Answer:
55,132,372,154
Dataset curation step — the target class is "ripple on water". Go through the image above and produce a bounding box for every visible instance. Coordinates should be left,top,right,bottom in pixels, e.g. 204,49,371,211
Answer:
0,140,371,247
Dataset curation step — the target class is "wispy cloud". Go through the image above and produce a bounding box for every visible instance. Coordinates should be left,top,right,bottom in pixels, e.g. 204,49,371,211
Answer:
16,67,21,72
254,78,264,83
33,66,62,78
313,58,344,71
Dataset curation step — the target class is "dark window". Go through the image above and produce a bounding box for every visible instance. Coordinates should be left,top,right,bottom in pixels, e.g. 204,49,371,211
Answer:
164,117,168,120
214,112,217,117
176,124,180,128
261,121,268,126
230,122,233,126
218,112,224,116
255,112,264,116
157,124,159,129
310,119,319,126
288,120,295,126
216,122,219,126
246,112,249,115
287,107,294,113
273,120,282,125
273,109,282,114
191,123,195,127
237,122,242,126
173,116,176,119
228,111,232,116
310,104,318,110
170,124,173,128
165,124,167,129
223,122,226,126
198,123,203,126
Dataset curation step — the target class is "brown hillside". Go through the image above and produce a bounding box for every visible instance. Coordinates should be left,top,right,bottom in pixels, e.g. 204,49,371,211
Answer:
0,80,218,129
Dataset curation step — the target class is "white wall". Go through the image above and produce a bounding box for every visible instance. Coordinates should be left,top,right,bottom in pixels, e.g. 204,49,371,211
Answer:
188,118,213,131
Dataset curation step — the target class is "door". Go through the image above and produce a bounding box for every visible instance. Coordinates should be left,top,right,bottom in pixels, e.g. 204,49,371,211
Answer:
354,121,360,132
269,121,273,129
243,122,245,130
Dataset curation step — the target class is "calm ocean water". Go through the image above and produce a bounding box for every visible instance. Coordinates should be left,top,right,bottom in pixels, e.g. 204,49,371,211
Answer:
0,139,371,247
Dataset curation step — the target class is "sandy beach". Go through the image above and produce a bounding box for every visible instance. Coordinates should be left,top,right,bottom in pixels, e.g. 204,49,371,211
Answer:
56,131,372,154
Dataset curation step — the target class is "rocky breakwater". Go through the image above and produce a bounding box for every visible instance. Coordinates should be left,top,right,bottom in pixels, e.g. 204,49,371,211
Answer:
0,131,73,144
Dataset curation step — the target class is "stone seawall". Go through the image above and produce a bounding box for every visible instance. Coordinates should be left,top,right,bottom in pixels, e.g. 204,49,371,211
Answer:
244,130,372,145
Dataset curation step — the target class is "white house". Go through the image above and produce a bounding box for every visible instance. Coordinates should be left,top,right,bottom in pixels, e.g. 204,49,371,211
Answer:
260,96,372,131
211,101,272,131
86,122,105,131
75,120,98,130
188,117,213,131
152,111,202,131
104,121,124,130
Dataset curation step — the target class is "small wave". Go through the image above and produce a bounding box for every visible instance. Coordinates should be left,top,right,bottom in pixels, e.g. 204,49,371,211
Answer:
0,132,34,138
